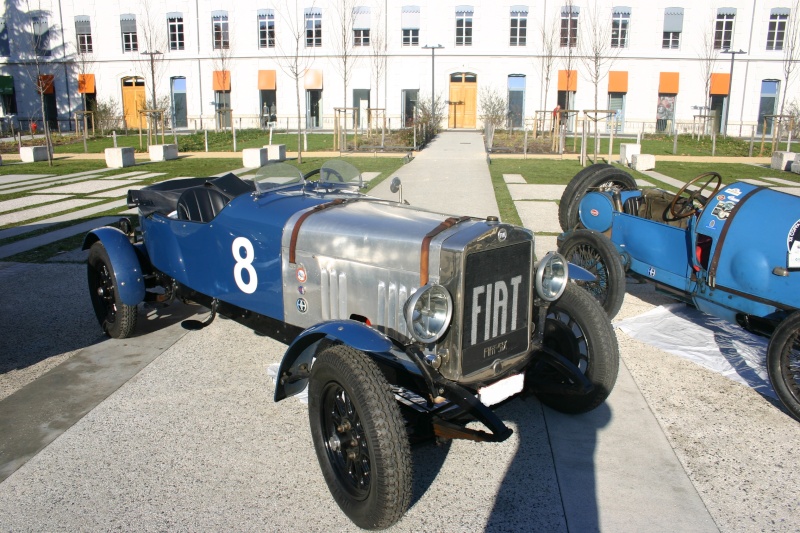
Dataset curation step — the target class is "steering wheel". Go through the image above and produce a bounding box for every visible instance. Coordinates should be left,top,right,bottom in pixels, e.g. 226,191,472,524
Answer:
667,172,722,220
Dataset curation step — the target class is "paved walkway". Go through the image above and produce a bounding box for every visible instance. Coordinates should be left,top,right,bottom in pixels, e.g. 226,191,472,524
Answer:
1,134,798,531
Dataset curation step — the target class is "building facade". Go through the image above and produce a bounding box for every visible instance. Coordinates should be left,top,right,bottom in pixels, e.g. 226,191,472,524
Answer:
0,0,797,135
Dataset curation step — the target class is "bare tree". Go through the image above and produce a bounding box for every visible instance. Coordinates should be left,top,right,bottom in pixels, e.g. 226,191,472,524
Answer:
136,1,169,138
479,86,507,150
779,1,800,121
697,14,719,118
370,5,386,137
275,0,316,164
211,13,234,131
537,13,560,113
331,0,357,111
579,1,618,112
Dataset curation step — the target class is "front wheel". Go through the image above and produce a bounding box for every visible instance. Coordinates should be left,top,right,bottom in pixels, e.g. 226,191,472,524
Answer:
87,241,138,339
558,229,626,319
533,283,620,413
767,314,800,421
308,345,412,529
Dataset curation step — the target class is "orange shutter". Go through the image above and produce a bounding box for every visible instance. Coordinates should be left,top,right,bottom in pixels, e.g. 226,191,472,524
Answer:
304,69,323,90
38,74,55,94
213,70,231,91
659,72,680,94
709,73,730,95
558,70,578,92
607,71,628,93
78,73,95,94
258,70,276,90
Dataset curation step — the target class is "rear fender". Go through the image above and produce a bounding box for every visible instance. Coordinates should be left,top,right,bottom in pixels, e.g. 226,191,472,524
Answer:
273,320,395,402
82,227,146,306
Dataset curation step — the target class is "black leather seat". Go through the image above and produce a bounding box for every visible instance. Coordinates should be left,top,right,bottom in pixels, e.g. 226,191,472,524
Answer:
176,186,231,222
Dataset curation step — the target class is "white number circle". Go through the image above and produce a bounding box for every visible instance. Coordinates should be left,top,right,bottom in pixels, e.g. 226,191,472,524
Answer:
232,237,257,294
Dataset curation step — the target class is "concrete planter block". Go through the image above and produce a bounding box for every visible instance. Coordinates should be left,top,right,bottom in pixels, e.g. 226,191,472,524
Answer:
243,147,268,168
632,153,656,171
620,143,641,166
264,144,286,161
20,146,50,163
771,151,797,171
149,144,178,162
791,160,800,175
104,147,136,168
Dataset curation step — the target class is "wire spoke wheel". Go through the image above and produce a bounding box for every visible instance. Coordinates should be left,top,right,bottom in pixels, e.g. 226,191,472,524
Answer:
87,242,137,338
768,313,800,421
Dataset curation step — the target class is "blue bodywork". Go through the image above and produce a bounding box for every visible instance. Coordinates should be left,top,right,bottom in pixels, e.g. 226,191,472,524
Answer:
578,181,800,323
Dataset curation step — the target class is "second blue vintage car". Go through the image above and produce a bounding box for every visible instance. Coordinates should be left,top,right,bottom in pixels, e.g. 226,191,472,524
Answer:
557,163,800,422
84,160,619,529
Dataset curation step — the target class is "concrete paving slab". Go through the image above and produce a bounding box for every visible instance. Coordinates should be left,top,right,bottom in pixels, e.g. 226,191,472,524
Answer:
761,176,800,186
503,173,526,184
0,216,119,259
508,184,565,201
0,174,106,194
636,179,654,187
515,200,562,234
0,200,126,242
640,170,688,189
42,179,138,195
772,187,800,196
740,178,772,186
0,194,73,213
100,171,165,181
87,184,144,198
0,199,98,227
535,234,559,255
0,174,53,185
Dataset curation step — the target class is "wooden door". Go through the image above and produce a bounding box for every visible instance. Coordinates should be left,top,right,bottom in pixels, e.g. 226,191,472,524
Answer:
121,77,145,129
448,72,477,128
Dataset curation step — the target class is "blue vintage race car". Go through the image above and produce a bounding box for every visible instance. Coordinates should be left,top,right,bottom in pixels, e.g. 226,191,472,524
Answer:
557,163,800,421
84,160,619,529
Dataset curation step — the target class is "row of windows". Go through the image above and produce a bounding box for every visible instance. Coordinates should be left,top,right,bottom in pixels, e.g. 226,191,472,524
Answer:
0,6,793,57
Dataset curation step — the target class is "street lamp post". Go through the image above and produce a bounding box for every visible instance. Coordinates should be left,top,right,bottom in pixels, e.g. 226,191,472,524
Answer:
422,44,443,126
721,48,746,136
141,50,163,139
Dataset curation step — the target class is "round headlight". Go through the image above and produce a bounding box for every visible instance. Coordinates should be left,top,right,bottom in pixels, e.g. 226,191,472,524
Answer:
404,284,453,343
535,252,568,301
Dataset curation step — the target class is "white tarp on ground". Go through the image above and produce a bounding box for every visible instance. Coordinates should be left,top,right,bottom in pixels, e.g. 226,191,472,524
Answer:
615,304,776,399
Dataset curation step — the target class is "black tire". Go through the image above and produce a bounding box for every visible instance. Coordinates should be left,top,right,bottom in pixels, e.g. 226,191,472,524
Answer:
534,283,620,414
309,345,412,529
87,241,138,339
558,229,626,319
767,313,800,421
558,165,637,231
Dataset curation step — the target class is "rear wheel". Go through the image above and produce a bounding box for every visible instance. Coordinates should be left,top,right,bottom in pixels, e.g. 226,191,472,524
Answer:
87,242,137,339
558,229,626,319
308,345,412,529
534,283,620,413
559,165,637,231
767,314,800,421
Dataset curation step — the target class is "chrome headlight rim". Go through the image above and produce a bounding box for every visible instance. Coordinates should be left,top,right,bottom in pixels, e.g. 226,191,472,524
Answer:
535,252,569,302
404,283,453,343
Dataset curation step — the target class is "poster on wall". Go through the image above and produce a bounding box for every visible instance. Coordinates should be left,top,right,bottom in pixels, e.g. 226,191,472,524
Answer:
656,95,675,132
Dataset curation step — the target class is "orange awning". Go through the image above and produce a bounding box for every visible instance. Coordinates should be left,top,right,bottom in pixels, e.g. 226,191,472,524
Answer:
78,73,95,94
213,70,231,91
659,72,679,94
710,73,730,95
608,71,628,93
38,74,54,94
304,69,323,90
258,70,276,90
558,70,578,92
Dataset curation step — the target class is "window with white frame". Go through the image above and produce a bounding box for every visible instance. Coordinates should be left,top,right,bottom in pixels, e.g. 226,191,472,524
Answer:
510,6,527,46
455,6,473,46
213,10,229,49
560,5,579,48
305,8,321,47
32,15,51,56
354,6,370,46
120,14,138,52
401,5,420,46
714,8,735,50
767,8,789,50
75,15,92,54
662,7,683,49
258,9,275,48
611,7,630,48
168,13,184,51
